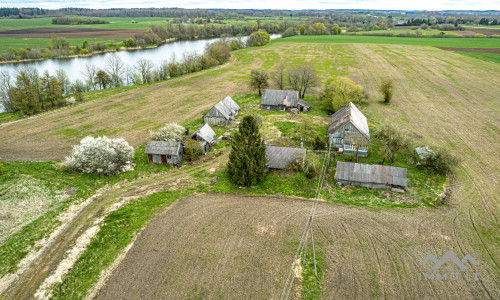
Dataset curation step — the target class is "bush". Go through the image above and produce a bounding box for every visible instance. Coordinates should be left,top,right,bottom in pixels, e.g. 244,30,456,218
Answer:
247,30,270,47
304,160,317,179
312,135,326,150
271,137,295,147
345,154,356,162
427,147,459,175
149,123,185,142
184,139,202,161
379,78,395,104
0,163,3,175
61,136,134,175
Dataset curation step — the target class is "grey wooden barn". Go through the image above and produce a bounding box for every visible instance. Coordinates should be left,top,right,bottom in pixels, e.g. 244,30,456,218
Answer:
335,161,407,189
261,89,300,111
145,141,183,165
265,145,307,170
183,123,216,153
204,96,240,126
327,102,370,157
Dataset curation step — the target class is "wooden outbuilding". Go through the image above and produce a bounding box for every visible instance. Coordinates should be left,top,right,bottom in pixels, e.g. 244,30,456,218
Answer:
183,123,216,153
145,141,183,165
204,96,240,126
261,89,300,111
335,161,407,189
327,102,370,157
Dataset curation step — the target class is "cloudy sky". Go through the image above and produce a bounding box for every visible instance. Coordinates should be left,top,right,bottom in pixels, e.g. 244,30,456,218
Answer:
2,0,499,11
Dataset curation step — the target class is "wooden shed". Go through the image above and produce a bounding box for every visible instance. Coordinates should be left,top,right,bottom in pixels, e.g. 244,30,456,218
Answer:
145,141,183,165
261,89,300,111
335,161,407,189
204,96,239,126
327,102,370,157
265,145,306,170
183,123,216,153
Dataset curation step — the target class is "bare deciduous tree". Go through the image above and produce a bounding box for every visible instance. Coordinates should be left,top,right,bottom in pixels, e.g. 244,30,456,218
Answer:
271,61,286,89
135,58,154,84
0,70,14,112
82,64,97,90
105,54,125,88
288,62,318,98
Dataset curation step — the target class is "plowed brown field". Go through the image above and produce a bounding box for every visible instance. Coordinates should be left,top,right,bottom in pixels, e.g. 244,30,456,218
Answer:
0,27,143,39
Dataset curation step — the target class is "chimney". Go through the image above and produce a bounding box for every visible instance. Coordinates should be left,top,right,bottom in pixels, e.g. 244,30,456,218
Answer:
185,127,189,135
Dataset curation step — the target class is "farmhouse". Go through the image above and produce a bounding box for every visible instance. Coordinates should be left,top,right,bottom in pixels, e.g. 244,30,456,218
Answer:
261,89,310,112
145,141,183,165
327,102,370,157
265,145,306,170
183,123,216,153
335,161,407,189
204,96,240,126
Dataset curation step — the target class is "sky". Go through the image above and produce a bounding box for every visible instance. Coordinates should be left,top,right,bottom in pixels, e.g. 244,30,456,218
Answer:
1,0,499,11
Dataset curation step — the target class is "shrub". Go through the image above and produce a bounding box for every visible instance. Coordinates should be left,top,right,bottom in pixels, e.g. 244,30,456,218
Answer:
0,163,3,175
312,135,326,150
61,136,134,175
474,34,487,38
345,154,356,162
184,139,202,161
427,147,459,175
247,30,270,47
125,38,136,47
282,27,296,38
379,78,395,104
271,137,295,147
149,123,185,142
304,160,317,179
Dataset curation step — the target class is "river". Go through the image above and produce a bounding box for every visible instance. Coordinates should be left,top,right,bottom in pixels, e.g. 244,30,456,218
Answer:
0,34,281,113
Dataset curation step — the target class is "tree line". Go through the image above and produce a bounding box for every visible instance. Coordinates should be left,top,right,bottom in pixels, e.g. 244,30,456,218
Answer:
51,16,109,25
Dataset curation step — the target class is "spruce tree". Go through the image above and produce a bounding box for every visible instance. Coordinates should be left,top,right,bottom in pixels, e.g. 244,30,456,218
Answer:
227,115,267,186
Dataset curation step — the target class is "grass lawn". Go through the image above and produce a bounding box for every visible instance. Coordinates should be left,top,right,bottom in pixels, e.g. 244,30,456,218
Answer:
275,35,500,48
0,37,123,52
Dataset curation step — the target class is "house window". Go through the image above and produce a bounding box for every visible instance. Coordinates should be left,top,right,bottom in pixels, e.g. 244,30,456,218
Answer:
344,144,352,150
167,155,171,159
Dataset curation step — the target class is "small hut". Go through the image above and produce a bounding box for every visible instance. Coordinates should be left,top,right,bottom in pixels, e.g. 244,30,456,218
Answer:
204,96,239,126
335,161,407,189
183,123,216,153
145,141,183,165
261,89,300,111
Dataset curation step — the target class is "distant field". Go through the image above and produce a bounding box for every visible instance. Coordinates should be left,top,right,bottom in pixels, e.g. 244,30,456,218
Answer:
351,29,460,36
456,51,500,64
276,35,500,48
0,37,123,52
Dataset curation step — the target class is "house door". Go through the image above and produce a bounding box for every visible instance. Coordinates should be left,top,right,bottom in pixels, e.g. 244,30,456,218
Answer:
148,154,153,163
161,155,167,164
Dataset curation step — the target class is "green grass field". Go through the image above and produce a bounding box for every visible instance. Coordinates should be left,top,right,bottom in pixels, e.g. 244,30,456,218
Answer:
0,16,172,31
276,35,500,48
0,37,123,52
456,51,500,63
350,29,461,36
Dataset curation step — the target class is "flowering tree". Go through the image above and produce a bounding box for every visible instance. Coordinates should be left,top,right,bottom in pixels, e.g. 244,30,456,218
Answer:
149,123,185,142
61,136,134,175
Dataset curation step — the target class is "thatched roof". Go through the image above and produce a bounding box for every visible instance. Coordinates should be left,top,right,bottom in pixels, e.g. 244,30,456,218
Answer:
265,145,306,169
327,102,369,140
336,161,407,187
261,89,300,107
145,141,182,156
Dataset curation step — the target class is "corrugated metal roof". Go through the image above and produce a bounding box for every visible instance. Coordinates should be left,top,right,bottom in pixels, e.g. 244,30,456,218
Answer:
220,96,240,115
327,102,370,140
197,123,216,143
336,161,407,187
145,141,182,156
261,89,300,107
265,145,306,169
298,99,311,108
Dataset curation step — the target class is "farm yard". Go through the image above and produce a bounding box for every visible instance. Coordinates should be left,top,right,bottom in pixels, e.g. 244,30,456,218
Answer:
0,33,499,299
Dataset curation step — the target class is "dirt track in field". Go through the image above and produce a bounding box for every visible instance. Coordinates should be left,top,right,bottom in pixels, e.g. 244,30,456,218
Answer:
0,27,142,39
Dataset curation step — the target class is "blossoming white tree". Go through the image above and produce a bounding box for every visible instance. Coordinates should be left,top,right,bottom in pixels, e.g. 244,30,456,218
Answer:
61,136,134,175
149,123,185,142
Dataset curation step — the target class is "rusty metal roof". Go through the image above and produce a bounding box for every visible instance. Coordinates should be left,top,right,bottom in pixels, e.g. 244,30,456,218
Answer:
327,102,370,140
336,161,407,187
265,145,306,169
